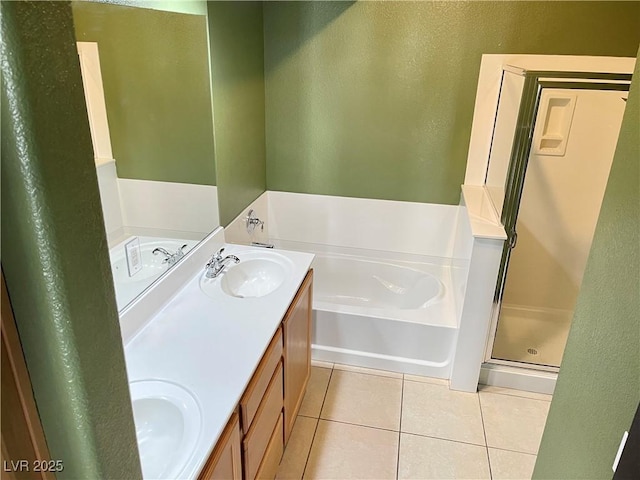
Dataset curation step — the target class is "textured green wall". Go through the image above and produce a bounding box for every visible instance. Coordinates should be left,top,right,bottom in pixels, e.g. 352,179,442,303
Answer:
0,2,141,478
533,49,640,479
208,2,267,226
264,1,640,204
72,1,216,185
102,0,207,15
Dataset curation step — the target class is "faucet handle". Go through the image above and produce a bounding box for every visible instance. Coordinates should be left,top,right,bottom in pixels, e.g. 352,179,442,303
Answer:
208,247,225,265
246,209,265,234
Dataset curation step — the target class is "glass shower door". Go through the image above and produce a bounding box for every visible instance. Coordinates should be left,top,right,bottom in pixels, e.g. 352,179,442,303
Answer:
488,69,630,368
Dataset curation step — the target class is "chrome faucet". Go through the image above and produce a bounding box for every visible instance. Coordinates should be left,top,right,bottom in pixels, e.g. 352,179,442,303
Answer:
205,248,240,278
246,209,264,234
153,244,188,267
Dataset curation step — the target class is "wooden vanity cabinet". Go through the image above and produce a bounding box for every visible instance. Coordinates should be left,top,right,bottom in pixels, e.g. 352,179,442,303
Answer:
199,269,313,480
198,412,242,480
282,269,313,444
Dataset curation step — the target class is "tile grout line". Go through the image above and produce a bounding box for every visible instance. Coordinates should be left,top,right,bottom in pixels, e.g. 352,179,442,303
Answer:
326,362,451,385
396,374,405,480
317,418,401,434
332,365,404,380
486,445,538,456
477,391,493,480
400,430,492,449
300,365,334,480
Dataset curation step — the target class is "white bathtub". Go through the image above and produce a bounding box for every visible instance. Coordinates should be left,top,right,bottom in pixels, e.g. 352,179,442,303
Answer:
274,241,465,378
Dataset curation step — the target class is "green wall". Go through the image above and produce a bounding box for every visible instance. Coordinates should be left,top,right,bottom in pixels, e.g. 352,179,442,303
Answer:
0,2,141,478
263,1,640,204
103,0,207,16
533,49,640,479
72,1,216,185
208,1,267,226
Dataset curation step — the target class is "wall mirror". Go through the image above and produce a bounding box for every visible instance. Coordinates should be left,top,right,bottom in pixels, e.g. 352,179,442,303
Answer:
72,1,219,311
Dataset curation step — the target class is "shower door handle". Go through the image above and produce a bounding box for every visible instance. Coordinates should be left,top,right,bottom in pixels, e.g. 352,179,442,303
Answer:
509,230,518,249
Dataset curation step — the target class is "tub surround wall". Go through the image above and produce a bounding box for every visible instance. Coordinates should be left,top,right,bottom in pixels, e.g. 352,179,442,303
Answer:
95,161,218,245
268,191,460,259
451,199,474,331
117,179,219,239
226,190,463,260
223,191,271,246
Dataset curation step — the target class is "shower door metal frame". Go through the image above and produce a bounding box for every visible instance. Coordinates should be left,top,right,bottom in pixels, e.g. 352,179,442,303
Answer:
484,69,632,370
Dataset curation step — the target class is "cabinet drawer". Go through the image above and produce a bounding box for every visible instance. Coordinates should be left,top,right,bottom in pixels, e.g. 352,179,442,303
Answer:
255,413,284,480
242,362,283,480
241,329,282,434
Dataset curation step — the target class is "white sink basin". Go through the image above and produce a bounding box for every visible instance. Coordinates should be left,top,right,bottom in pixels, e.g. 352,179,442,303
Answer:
200,251,293,299
129,380,202,479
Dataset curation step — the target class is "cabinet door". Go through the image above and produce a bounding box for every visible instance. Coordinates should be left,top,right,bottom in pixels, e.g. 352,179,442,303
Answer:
198,413,242,480
282,269,313,444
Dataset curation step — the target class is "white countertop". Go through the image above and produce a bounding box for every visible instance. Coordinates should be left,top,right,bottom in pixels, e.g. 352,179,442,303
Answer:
123,242,314,479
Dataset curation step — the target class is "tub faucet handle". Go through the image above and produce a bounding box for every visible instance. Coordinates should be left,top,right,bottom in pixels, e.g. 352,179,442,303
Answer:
246,209,264,234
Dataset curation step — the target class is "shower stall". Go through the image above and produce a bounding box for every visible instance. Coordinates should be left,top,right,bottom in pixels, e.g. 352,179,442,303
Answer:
483,65,631,370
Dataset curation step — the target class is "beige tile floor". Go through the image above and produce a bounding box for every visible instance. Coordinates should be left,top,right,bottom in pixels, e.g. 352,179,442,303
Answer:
276,362,551,480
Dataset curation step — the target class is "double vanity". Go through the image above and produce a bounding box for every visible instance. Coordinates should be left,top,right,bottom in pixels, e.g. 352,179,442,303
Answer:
120,231,315,479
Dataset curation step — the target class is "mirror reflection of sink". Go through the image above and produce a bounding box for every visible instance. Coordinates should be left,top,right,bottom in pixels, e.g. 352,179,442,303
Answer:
111,240,193,284
200,251,293,299
109,238,197,310
129,380,201,480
